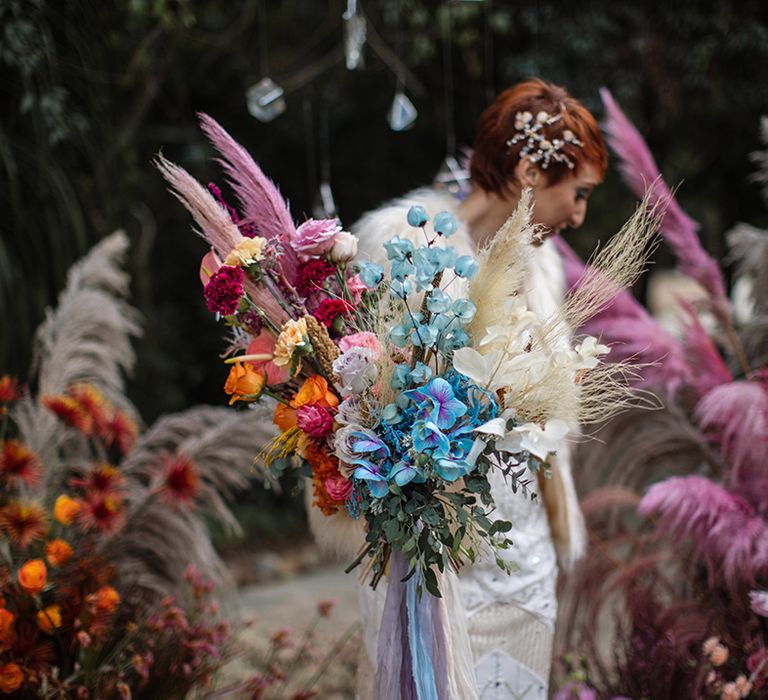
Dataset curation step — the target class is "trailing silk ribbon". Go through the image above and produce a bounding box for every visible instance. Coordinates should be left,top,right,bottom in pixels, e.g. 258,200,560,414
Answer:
374,553,449,699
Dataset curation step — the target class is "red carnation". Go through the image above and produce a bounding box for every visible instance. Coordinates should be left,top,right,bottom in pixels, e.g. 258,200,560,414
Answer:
294,259,336,297
312,298,354,329
203,265,245,315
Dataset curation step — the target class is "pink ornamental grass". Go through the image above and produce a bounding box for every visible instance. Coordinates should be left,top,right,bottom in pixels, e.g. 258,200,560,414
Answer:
695,380,768,484
600,89,727,303
198,113,300,278
639,475,768,588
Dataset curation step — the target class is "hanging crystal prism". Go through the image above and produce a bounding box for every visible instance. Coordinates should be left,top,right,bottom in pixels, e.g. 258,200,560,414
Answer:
388,91,418,131
343,0,366,70
245,77,286,122
312,181,338,219
434,154,471,197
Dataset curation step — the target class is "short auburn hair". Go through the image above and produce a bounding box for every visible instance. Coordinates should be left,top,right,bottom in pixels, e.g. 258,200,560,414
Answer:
470,79,608,195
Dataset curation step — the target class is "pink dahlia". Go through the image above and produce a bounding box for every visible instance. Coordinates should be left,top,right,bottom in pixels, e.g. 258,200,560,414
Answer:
203,265,244,315
292,219,340,258
296,404,334,437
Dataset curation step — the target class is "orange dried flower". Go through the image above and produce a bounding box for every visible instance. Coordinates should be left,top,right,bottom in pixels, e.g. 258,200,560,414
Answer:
45,539,73,567
0,376,21,404
273,403,298,431
70,463,124,494
303,442,339,479
224,362,265,405
53,494,81,525
0,501,48,547
37,604,62,634
87,585,120,614
0,609,15,645
0,663,23,693
77,493,125,534
0,440,41,488
159,454,200,506
105,410,138,454
290,375,339,410
67,383,112,437
42,394,93,435
18,559,47,595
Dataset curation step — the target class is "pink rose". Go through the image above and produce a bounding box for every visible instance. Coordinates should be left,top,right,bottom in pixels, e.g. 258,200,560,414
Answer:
338,332,382,357
292,219,341,258
296,404,334,437
324,474,353,501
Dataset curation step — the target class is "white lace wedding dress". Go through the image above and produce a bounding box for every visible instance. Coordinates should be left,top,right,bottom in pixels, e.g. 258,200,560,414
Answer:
320,187,587,699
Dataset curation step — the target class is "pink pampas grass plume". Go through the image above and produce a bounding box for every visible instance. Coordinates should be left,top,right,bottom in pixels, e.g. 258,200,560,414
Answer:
639,475,768,588
695,380,768,485
679,301,733,397
155,153,243,258
198,113,300,278
600,88,727,303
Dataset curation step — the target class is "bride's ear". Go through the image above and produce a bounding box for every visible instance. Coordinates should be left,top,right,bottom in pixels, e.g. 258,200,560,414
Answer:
514,157,541,188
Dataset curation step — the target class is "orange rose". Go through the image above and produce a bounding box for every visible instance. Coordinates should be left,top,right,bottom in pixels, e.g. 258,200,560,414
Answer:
36,604,62,634
290,375,339,410
18,559,46,595
0,609,14,645
87,585,120,614
53,495,81,525
224,363,265,405
0,663,23,693
273,403,297,431
45,539,73,567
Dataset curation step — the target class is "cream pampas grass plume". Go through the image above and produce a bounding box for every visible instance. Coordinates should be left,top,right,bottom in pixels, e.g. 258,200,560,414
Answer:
467,187,535,344
14,232,141,472
155,153,243,259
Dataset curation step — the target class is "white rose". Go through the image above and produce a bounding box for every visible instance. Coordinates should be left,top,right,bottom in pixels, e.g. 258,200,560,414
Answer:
329,231,358,262
332,347,378,396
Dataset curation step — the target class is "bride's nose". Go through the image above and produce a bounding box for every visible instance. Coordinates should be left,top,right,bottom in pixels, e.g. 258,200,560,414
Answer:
568,201,587,229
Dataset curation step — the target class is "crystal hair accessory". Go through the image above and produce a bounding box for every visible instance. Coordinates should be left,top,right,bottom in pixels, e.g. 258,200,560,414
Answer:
506,110,583,170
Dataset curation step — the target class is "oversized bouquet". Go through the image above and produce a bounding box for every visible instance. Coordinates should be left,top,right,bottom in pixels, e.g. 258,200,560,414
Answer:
158,116,656,602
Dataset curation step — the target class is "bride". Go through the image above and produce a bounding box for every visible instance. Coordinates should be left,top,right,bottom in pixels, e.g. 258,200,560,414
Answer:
329,78,608,699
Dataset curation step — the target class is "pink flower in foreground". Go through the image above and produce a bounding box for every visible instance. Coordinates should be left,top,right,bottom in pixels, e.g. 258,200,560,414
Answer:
296,404,334,437
338,332,382,357
317,599,335,617
245,333,290,385
750,590,768,617
203,265,244,315
324,474,352,502
292,219,340,258
346,274,367,304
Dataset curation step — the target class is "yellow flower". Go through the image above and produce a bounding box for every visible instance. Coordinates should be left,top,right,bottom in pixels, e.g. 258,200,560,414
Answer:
224,363,265,405
36,604,62,634
224,236,267,267
18,559,47,595
45,539,73,567
273,318,309,368
53,494,81,525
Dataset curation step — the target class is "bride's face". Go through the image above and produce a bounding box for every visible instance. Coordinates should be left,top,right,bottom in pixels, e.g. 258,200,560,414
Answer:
528,161,601,236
